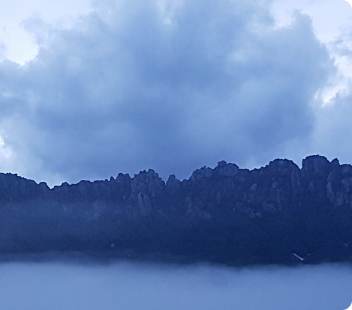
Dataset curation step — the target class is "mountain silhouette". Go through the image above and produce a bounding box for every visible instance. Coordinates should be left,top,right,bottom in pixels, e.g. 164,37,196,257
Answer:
1,155,352,266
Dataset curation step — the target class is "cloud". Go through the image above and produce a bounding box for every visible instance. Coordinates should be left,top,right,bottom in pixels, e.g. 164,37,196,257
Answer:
0,0,336,185
0,262,351,309
309,90,352,164
301,24,352,166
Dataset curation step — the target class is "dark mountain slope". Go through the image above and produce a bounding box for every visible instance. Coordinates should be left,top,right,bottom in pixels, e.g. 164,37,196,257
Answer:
1,155,352,266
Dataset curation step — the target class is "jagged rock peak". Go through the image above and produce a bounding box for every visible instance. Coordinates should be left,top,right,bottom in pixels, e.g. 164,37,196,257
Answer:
0,155,348,192
116,173,131,184
215,160,239,176
331,158,340,166
190,166,214,181
302,155,336,173
166,174,180,189
134,169,161,181
132,169,165,195
38,182,50,190
188,160,239,182
266,158,299,174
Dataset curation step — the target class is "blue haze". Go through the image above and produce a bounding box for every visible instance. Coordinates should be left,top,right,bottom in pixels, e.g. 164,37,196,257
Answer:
0,261,351,309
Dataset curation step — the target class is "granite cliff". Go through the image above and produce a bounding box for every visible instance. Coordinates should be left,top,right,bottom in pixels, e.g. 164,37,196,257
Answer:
1,155,352,266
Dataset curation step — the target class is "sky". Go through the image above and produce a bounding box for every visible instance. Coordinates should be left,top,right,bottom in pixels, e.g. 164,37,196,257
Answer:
0,262,351,309
1,0,352,186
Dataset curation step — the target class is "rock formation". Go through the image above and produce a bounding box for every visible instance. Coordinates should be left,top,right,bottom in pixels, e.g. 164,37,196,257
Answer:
0,155,351,266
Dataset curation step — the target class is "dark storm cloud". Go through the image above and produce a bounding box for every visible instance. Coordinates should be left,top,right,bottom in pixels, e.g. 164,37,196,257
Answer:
0,0,335,184
0,262,351,309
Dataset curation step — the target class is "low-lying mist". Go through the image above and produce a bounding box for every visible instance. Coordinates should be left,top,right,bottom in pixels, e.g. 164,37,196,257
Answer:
0,260,351,310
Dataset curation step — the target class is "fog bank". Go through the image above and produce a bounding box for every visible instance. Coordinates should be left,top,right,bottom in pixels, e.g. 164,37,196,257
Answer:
0,262,351,310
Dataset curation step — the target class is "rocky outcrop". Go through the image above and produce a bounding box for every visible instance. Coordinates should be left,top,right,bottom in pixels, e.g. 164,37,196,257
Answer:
0,155,351,266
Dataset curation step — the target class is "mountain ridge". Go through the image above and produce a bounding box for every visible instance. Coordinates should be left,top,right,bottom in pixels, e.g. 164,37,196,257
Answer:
1,155,352,266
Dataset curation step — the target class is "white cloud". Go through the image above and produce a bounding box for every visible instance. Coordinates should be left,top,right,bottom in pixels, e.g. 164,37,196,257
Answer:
0,135,11,159
0,0,92,64
271,0,352,106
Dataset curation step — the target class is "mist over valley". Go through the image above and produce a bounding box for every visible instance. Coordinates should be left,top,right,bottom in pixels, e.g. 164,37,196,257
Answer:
0,261,351,310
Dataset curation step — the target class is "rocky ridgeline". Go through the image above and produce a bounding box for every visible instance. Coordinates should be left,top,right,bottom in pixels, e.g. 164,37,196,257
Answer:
0,155,351,266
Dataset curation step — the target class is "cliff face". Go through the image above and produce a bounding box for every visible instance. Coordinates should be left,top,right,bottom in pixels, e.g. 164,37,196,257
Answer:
0,155,352,266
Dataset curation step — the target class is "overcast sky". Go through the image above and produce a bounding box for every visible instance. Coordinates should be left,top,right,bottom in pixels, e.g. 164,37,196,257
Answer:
1,0,352,186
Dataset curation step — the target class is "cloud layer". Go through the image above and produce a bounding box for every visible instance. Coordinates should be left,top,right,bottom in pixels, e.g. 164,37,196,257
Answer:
0,262,351,310
0,0,345,185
